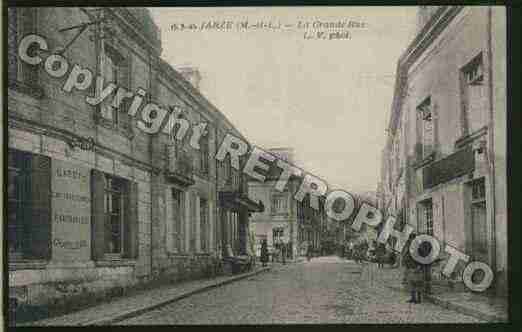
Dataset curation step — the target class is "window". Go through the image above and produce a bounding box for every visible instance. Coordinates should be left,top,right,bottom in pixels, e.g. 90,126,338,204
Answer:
100,43,130,126
190,195,196,252
8,8,38,87
200,198,208,252
225,157,232,184
8,8,18,81
92,170,137,260
472,177,486,202
469,178,488,262
103,174,126,255
273,227,284,245
199,133,209,175
168,188,184,252
8,149,51,261
461,53,486,134
271,193,288,214
417,97,434,159
418,199,433,236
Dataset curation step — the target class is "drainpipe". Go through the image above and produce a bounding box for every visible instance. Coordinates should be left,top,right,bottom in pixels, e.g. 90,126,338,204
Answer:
215,126,220,257
486,6,497,276
148,52,154,278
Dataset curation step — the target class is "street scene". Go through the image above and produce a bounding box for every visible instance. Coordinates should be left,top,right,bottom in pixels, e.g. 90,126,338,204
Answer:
116,257,482,325
6,5,508,327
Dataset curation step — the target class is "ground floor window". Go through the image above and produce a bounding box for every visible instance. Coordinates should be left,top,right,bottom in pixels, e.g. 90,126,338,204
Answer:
469,177,488,263
8,149,51,261
92,169,138,260
200,197,208,252
171,188,184,252
104,174,126,255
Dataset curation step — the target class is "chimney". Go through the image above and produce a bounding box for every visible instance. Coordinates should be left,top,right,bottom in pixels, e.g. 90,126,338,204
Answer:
177,66,202,90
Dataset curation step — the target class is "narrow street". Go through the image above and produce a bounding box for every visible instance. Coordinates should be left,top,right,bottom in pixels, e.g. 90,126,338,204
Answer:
116,256,483,324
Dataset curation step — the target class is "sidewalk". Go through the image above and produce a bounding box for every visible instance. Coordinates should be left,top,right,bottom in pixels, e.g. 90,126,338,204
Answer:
16,266,271,326
363,262,508,322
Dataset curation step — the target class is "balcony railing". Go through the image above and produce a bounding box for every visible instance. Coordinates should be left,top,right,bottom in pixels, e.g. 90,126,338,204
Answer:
165,147,195,187
422,145,474,190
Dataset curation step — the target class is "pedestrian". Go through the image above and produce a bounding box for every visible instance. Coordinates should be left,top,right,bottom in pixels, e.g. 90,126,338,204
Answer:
282,244,286,265
306,244,313,262
402,233,424,304
376,242,386,268
260,239,269,267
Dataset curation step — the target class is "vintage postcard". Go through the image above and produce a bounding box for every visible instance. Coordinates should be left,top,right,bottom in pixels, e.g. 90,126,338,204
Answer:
5,5,508,326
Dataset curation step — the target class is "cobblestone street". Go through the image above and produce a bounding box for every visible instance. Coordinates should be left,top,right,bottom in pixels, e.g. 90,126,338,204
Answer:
116,256,484,324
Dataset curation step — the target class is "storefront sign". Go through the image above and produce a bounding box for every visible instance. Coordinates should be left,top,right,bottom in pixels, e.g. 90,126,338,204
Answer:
51,160,91,261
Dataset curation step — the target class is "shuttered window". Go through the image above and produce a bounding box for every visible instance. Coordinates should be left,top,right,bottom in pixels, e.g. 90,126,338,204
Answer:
417,97,434,159
200,198,208,252
100,43,131,130
461,53,486,134
8,149,51,261
166,188,184,253
8,8,38,86
91,169,138,260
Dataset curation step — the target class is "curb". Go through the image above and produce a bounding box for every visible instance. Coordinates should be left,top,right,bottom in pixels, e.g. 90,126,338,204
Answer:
32,267,269,326
385,285,507,323
88,267,271,326
425,295,508,323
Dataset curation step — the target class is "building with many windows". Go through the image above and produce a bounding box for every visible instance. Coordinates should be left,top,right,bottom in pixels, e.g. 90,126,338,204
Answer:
248,148,326,260
378,6,507,295
7,7,262,319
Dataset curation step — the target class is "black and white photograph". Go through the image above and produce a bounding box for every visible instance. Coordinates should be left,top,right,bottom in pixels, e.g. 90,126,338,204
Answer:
5,4,510,326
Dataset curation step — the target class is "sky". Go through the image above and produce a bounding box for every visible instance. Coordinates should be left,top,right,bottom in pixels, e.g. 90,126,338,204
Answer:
149,7,418,194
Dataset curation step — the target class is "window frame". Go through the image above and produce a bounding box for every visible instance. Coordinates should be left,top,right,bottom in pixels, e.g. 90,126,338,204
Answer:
200,197,208,252
417,96,434,160
460,53,486,136
418,198,434,236
8,149,51,262
103,174,126,257
99,42,131,128
271,193,288,215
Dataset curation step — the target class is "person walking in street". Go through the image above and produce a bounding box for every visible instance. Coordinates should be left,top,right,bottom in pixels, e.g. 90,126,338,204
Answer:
402,233,424,304
376,242,386,268
281,244,286,265
260,239,269,267
306,244,313,262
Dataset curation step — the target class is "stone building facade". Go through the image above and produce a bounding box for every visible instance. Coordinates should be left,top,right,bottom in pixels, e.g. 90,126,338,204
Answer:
248,148,326,259
378,6,507,295
7,7,261,318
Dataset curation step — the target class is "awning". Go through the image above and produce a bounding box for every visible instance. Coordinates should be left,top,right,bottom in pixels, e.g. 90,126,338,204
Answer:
219,191,264,213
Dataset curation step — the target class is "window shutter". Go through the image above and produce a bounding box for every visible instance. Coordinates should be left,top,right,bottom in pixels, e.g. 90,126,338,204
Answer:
165,188,174,253
124,181,139,258
91,169,106,260
20,8,38,84
195,195,201,252
28,154,51,260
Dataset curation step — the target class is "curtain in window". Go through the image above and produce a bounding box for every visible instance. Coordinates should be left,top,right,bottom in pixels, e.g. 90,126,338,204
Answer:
100,48,116,121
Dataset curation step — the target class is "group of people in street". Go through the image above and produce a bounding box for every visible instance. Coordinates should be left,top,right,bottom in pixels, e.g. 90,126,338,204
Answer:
344,239,394,267
260,232,437,305
259,239,289,267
